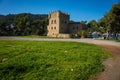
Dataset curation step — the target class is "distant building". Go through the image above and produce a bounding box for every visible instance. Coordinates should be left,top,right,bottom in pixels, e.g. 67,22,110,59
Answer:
47,11,87,38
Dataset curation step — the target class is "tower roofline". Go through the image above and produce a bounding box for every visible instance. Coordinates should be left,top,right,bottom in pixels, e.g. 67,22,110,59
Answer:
69,22,81,24
49,10,69,16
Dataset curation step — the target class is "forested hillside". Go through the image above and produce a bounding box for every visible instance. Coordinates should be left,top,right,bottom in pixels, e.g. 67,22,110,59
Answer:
0,13,48,36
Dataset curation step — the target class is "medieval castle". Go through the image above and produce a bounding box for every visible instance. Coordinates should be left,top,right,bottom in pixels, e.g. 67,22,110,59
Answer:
47,11,87,38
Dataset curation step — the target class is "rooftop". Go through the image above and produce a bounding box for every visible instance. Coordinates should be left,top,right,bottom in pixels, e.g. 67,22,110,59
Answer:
50,10,69,16
69,22,81,24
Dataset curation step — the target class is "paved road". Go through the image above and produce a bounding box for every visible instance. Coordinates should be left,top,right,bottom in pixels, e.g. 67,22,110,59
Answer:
0,36,120,47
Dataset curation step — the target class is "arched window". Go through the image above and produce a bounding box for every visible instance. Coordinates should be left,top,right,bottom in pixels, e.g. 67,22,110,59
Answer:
51,27,53,29
54,20,56,24
54,27,56,29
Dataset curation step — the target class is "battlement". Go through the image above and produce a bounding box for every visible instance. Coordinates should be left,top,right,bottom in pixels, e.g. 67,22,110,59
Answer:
49,10,69,16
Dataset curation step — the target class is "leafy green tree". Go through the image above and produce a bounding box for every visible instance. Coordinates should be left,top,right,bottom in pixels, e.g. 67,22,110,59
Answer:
78,30,87,38
109,3,120,33
0,14,15,36
97,20,106,33
31,19,48,35
0,20,6,35
87,20,98,32
80,21,87,24
13,14,29,35
87,20,98,28
0,13,48,36
99,3,120,39
87,20,100,37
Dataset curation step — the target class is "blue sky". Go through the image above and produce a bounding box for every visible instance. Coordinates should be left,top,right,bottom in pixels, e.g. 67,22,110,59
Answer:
0,0,119,22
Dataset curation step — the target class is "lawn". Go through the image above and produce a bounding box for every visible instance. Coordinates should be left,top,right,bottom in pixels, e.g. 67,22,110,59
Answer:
116,40,120,42
0,40,110,80
21,35,49,38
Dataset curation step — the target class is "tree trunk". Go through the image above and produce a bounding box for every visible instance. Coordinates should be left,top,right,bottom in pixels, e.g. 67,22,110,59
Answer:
114,33,118,40
106,31,109,39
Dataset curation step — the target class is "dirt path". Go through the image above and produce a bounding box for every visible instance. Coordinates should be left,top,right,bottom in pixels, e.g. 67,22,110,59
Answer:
0,37,120,80
96,45,120,80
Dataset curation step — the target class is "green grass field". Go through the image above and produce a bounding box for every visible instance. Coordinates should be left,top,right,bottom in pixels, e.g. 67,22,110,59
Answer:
116,40,120,42
21,35,49,38
0,40,110,80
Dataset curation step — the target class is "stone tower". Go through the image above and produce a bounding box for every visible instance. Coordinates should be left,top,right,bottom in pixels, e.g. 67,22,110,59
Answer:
47,11,86,38
47,11,70,37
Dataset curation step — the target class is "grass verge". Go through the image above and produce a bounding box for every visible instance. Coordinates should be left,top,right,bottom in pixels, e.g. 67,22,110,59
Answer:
21,35,48,38
116,40,120,42
0,40,110,80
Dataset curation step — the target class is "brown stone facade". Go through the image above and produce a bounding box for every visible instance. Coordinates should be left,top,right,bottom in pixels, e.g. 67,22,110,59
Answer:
47,11,86,38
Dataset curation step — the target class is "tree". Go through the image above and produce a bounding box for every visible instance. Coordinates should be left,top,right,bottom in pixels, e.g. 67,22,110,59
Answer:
80,21,87,24
99,3,120,39
87,20,98,28
0,13,48,36
0,20,6,35
0,14,15,36
87,20,100,37
110,3,120,33
78,30,87,38
13,13,29,35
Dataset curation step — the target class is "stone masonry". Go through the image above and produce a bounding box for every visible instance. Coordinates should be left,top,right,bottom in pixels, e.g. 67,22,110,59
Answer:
47,11,86,38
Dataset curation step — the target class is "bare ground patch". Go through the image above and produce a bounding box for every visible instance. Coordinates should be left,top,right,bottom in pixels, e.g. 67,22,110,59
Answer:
96,45,120,80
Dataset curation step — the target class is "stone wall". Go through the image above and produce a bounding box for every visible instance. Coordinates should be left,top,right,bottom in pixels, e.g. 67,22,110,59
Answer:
57,34,71,38
47,11,60,37
47,11,70,37
47,11,86,38
69,22,83,34
59,12,70,33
